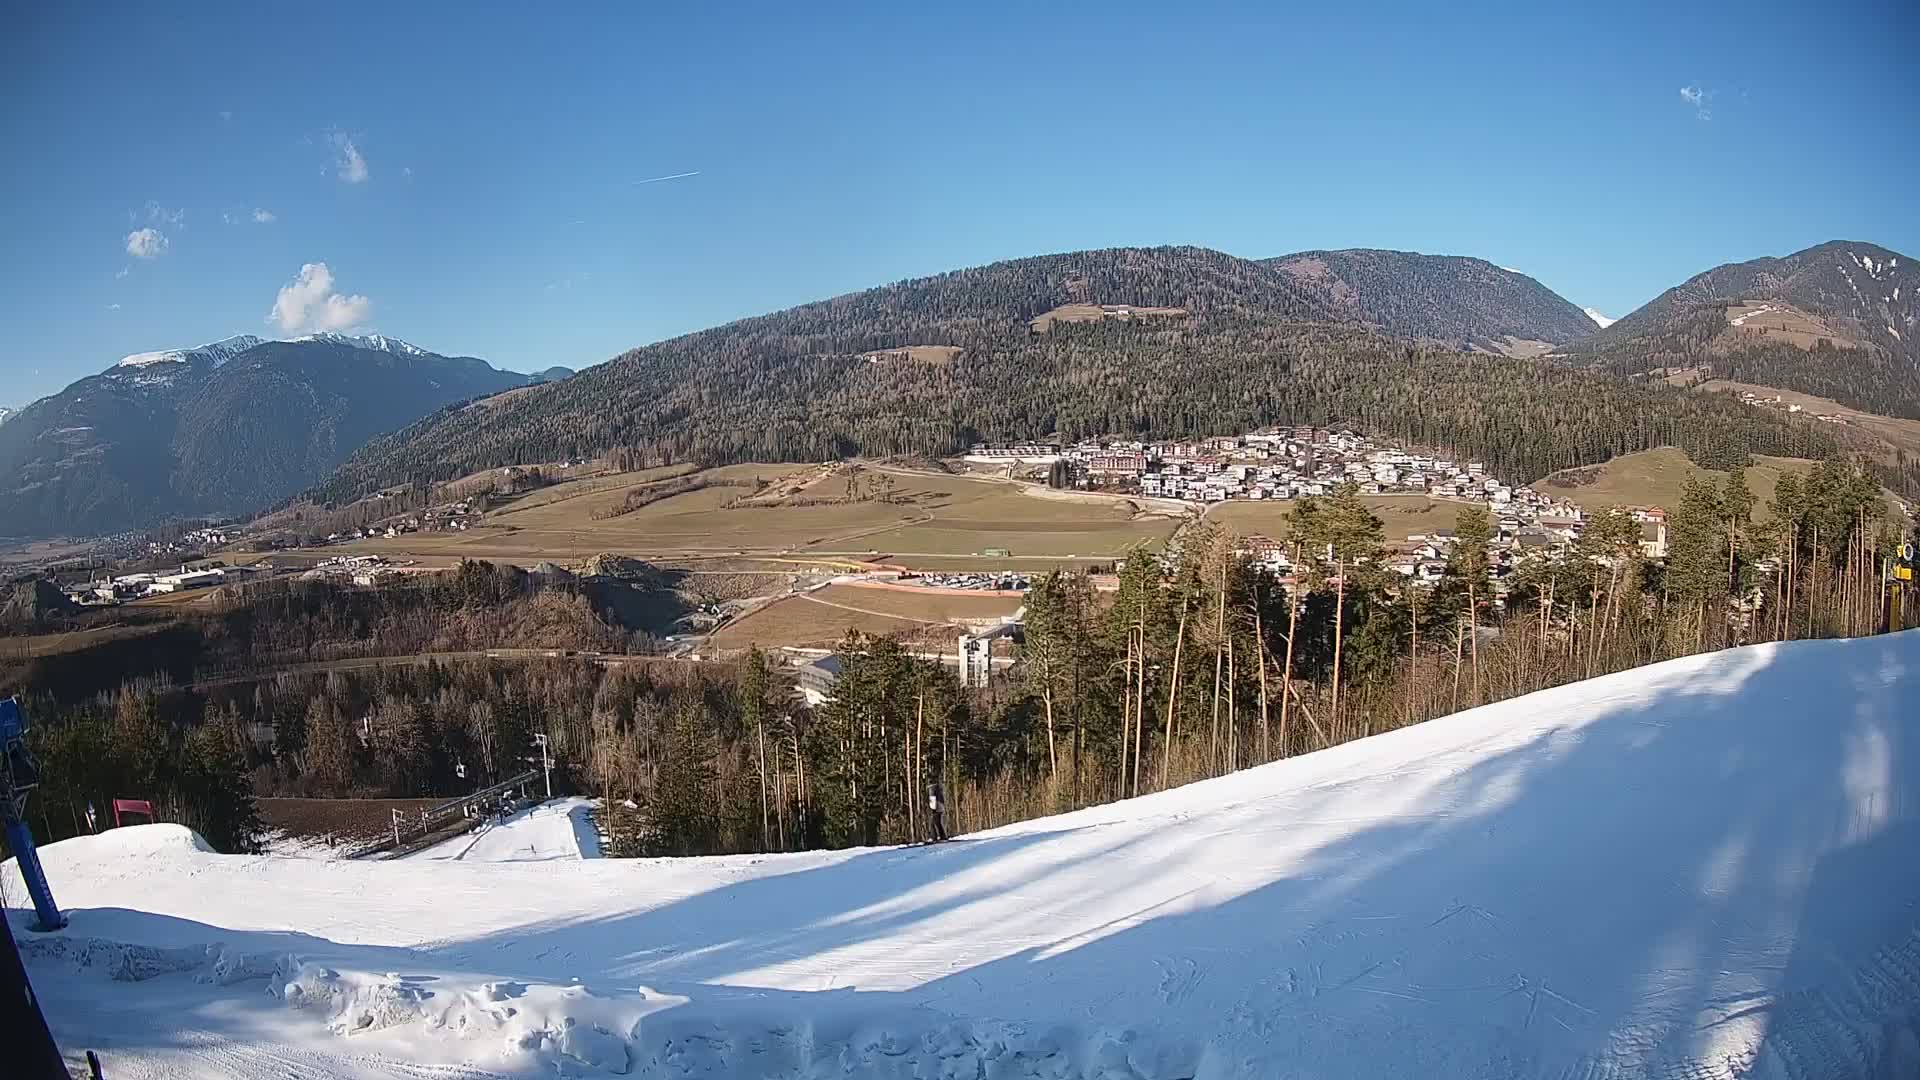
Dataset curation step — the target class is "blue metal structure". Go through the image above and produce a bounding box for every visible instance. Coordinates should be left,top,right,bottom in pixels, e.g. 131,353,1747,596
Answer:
1,697,65,931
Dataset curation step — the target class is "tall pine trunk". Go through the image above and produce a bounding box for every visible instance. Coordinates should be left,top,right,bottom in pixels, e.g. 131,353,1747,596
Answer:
1279,552,1301,760
1162,597,1188,790
1330,558,1346,737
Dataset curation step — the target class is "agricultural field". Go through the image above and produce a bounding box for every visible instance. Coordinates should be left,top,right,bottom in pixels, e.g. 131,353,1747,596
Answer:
858,345,963,365
257,797,442,852
706,594,941,651
0,621,171,661
331,464,1184,569
1717,301,1855,351
1028,303,1188,333
1694,379,1920,464
807,583,1024,623
1204,494,1466,542
1538,448,1821,519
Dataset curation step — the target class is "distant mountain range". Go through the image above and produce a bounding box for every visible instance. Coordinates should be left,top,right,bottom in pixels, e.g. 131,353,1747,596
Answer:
0,334,565,538
1560,240,1919,417
16,239,1911,540
315,244,1845,508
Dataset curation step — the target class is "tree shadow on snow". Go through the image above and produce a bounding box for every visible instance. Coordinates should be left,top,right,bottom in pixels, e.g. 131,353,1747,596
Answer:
28,633,1920,1078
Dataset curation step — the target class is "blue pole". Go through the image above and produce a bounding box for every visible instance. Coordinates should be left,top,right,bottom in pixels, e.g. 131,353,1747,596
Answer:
4,819,64,931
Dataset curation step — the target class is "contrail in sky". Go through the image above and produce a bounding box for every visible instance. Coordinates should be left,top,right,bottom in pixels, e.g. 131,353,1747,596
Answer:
632,170,701,186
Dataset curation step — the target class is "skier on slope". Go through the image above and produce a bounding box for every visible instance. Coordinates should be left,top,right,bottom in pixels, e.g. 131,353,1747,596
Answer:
927,779,948,843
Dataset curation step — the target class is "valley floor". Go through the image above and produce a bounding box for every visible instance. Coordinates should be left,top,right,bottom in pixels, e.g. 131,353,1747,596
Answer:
8,632,1920,1078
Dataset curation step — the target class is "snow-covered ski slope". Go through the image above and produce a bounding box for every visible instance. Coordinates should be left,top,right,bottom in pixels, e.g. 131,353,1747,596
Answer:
8,632,1920,1079
404,796,603,862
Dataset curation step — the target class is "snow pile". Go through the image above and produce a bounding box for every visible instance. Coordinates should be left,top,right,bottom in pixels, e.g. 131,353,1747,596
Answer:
10,632,1920,1078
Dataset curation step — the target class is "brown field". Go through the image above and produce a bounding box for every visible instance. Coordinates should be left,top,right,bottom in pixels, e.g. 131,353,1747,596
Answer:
0,537,103,567
1717,301,1856,351
1028,303,1189,333
859,345,962,365
809,583,1024,623
128,586,223,608
1204,495,1467,542
486,463,697,518
706,594,941,650
1694,380,1920,465
326,465,1183,569
0,621,170,660
1538,447,1842,518
258,797,442,846
1491,336,1557,359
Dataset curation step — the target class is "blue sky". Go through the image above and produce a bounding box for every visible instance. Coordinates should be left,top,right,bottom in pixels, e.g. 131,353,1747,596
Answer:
3,1,1916,406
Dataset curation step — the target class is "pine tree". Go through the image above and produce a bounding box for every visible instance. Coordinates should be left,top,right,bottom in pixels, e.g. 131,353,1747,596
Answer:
1664,476,1725,651
1720,467,1754,594
303,695,354,794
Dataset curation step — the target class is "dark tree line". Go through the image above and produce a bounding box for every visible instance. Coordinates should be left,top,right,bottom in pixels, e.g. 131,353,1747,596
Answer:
13,459,1909,862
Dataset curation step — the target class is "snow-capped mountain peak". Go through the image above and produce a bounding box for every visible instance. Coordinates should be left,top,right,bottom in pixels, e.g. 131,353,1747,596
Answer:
1583,306,1615,329
0,405,14,426
293,332,434,357
113,334,268,371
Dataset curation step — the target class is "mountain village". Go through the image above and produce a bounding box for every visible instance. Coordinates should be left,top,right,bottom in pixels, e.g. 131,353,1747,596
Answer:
970,425,1670,583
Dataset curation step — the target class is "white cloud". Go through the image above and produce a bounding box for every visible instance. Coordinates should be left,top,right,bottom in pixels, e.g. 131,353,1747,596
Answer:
332,133,369,183
268,262,373,334
253,208,276,223
125,228,168,259
115,265,131,279
1680,85,1713,120
219,109,233,123
226,207,276,224
401,166,413,180
108,303,122,311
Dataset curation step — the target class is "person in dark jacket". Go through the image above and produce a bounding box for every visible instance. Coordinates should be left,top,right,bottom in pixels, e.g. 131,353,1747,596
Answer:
927,779,948,842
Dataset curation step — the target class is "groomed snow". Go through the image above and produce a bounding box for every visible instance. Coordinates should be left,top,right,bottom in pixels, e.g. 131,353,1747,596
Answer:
9,632,1920,1078
404,797,602,862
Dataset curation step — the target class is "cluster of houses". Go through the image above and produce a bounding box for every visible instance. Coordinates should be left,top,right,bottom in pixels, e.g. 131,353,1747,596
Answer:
323,503,475,545
141,526,233,559
303,555,395,587
969,427,1675,592
901,571,1032,592
1060,428,1550,511
1732,390,1852,426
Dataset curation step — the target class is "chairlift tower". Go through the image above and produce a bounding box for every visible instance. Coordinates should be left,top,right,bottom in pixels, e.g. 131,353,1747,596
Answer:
532,733,552,800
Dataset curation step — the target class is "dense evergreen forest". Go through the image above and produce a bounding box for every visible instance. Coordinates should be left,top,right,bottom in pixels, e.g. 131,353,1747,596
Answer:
1264,249,1600,352
10,458,1912,860
317,247,1852,504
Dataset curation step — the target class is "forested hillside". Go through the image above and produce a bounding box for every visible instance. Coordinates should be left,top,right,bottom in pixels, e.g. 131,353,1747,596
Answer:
320,247,1844,503
0,336,535,538
1265,248,1599,353
1562,241,1920,418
